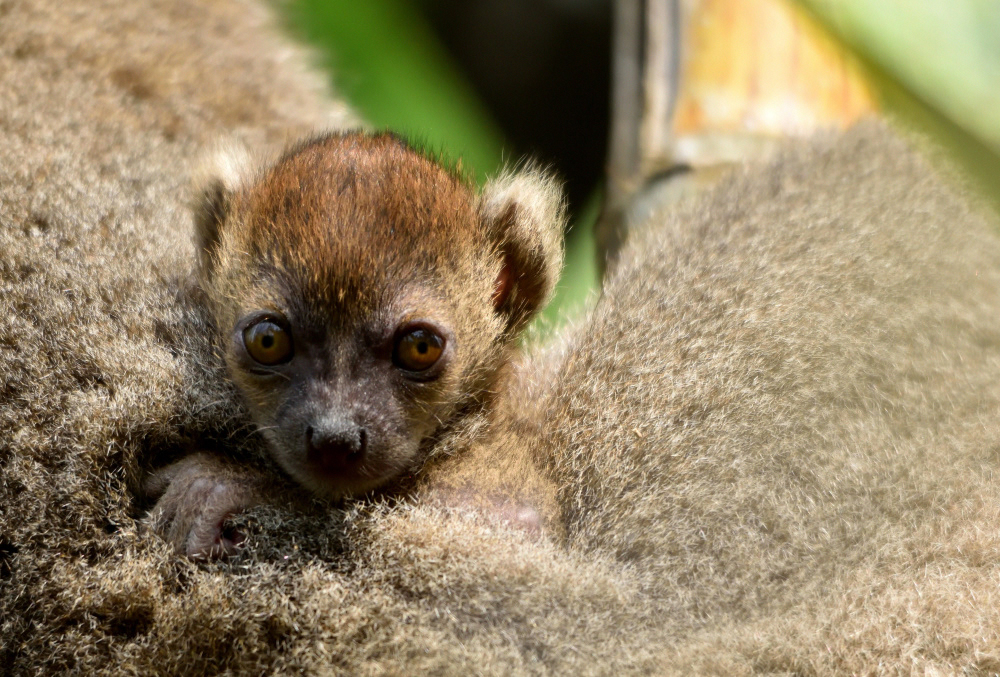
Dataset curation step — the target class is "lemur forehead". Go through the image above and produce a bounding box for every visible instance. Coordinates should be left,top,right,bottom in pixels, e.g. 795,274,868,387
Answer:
238,133,482,266
226,133,485,319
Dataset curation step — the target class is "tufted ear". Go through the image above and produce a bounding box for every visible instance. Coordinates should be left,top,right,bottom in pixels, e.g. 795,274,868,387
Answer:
479,167,567,333
191,143,255,277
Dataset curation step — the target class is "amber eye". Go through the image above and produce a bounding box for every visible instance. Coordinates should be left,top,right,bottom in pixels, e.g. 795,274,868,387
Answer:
243,319,293,365
393,327,445,372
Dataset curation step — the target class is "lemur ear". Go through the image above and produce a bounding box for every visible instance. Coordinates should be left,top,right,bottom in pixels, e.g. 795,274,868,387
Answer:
479,167,567,333
191,143,254,276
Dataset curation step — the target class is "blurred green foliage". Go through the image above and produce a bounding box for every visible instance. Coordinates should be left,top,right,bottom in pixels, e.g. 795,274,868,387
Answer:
285,0,600,327
796,0,1000,208
287,0,505,183
798,0,1000,157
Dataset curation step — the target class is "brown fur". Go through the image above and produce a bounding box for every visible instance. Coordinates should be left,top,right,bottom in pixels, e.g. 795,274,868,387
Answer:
5,0,1000,674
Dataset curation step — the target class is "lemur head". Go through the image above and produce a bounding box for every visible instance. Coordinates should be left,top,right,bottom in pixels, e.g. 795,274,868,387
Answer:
193,132,565,498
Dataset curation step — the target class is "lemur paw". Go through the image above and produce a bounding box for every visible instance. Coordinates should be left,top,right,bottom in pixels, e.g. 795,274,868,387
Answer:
144,453,269,560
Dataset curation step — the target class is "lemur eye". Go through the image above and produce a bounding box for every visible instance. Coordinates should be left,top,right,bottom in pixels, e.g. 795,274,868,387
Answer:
393,327,445,372
243,319,293,365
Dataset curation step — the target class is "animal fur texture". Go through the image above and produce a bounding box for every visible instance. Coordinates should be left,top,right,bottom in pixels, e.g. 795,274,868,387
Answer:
4,1,1000,674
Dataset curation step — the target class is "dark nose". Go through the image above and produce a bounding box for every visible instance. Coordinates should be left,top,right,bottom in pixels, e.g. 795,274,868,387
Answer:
305,422,367,475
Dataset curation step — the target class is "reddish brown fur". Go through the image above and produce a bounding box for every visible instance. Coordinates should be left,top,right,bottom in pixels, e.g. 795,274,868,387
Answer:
230,134,486,321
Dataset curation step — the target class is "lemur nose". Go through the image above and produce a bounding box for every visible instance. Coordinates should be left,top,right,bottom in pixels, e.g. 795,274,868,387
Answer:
305,423,367,474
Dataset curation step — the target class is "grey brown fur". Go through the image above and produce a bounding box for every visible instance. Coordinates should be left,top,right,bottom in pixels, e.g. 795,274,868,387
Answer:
4,1,1000,674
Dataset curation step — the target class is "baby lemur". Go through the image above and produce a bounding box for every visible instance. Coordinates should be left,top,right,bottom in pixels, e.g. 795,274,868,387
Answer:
147,132,564,557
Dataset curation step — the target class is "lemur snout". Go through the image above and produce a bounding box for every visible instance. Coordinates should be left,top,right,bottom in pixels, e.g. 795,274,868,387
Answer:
306,422,367,475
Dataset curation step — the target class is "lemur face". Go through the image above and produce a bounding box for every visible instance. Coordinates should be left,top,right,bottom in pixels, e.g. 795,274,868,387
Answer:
193,132,564,497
